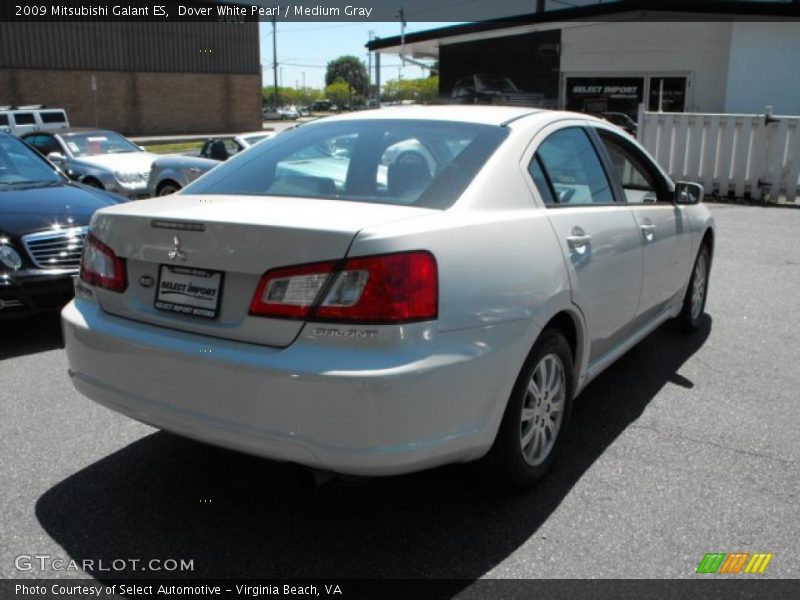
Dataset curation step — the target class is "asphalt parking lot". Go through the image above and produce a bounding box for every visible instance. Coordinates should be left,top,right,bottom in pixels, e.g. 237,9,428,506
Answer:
1,203,798,583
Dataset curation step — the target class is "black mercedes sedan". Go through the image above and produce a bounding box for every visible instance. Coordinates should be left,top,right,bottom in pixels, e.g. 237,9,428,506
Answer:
0,132,123,319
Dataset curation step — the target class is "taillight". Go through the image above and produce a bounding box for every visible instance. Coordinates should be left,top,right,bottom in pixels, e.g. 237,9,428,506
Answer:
79,233,127,292
249,251,437,324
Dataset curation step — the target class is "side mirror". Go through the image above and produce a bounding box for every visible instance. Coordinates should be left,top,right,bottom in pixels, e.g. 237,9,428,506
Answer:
675,181,704,205
47,151,65,164
137,145,146,152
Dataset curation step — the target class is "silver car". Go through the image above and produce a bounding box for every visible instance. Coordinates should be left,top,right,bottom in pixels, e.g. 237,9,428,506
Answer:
147,132,275,196
21,128,156,199
62,107,714,486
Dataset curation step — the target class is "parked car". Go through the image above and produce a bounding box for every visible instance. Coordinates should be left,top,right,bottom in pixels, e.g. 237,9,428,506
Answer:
21,128,156,200
0,132,122,319
263,106,299,121
147,132,275,196
451,74,545,107
0,105,70,136
63,106,714,487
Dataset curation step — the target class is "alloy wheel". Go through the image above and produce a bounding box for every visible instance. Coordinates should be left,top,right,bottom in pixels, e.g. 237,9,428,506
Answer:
520,353,566,466
691,252,708,320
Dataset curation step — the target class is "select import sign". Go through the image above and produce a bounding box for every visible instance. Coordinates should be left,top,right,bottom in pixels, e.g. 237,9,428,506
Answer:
565,77,644,118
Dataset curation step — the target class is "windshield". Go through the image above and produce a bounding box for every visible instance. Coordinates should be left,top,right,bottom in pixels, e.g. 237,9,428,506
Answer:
0,134,62,185
63,132,140,157
475,76,518,93
185,119,508,209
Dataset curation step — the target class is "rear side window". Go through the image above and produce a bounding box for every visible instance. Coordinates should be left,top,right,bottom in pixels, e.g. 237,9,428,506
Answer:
0,114,8,126
13,113,35,125
185,119,509,210
534,127,614,205
40,111,67,124
27,134,61,156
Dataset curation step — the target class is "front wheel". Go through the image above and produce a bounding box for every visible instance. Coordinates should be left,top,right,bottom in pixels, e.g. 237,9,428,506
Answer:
487,328,574,488
678,244,710,331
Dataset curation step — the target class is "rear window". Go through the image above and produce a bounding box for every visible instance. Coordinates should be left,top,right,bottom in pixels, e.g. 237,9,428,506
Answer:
185,119,508,209
13,113,35,125
40,111,67,124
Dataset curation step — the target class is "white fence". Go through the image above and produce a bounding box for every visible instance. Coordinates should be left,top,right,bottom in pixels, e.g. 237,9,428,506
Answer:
637,107,800,203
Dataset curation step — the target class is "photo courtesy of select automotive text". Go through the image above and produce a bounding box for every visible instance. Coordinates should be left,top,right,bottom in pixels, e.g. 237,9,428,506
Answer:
1,0,799,598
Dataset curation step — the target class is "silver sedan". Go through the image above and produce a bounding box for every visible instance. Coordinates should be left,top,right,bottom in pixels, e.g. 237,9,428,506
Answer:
62,107,714,487
21,128,157,199
146,131,275,197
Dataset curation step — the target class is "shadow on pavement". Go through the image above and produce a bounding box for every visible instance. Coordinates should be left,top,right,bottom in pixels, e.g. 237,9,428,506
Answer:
36,317,711,582
0,313,63,360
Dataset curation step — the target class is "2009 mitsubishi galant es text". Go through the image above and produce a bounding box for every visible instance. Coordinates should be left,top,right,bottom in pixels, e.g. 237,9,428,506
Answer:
62,107,714,486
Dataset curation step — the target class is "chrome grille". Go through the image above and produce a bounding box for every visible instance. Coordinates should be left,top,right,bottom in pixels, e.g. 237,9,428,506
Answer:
140,171,150,182
21,226,88,270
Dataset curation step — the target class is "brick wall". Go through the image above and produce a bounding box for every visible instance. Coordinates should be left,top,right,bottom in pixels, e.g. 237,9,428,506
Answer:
0,69,262,135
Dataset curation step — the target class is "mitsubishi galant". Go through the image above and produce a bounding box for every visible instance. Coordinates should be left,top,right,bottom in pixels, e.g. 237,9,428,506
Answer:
62,107,714,486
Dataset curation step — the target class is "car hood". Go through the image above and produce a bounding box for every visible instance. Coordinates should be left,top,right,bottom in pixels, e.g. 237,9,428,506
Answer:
153,155,220,169
0,182,121,236
72,152,157,173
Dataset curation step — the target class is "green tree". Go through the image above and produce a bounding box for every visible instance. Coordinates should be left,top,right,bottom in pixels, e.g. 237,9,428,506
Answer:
324,79,351,108
381,76,440,105
325,55,368,104
262,86,323,107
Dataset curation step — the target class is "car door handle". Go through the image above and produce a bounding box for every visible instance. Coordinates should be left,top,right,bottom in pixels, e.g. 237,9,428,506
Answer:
566,233,592,250
640,222,656,242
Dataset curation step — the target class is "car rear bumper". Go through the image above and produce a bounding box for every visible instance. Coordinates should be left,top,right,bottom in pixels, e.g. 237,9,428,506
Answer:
62,298,531,476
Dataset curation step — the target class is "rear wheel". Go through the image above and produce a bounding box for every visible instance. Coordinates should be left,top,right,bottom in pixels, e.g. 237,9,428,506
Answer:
678,244,710,331
488,328,574,488
157,181,181,196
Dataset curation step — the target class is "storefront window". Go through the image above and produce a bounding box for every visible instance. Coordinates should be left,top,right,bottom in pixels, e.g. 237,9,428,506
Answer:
648,77,687,112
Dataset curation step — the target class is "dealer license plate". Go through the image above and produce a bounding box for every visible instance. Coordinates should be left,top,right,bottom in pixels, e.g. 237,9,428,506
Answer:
154,265,223,319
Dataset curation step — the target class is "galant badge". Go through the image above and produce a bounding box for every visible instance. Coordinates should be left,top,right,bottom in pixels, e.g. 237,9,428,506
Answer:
168,235,187,262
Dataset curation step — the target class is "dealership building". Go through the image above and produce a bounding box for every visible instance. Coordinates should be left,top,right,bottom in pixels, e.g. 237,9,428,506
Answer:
368,0,800,118
0,19,261,135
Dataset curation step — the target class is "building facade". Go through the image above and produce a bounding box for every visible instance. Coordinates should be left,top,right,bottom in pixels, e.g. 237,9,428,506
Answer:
0,21,261,135
368,1,800,118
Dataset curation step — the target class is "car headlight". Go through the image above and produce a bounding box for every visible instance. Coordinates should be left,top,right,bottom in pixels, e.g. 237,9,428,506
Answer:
0,243,22,271
114,171,145,184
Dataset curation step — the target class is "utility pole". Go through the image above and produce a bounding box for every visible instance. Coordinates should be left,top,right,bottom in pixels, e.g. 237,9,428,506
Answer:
375,51,381,105
397,8,406,66
302,72,306,88
272,16,278,109
367,29,375,91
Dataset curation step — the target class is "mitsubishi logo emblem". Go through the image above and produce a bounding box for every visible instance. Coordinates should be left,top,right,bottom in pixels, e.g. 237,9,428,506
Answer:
168,236,187,262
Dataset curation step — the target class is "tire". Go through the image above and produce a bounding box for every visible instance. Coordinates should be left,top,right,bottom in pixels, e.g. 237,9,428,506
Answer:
678,244,711,331
157,181,181,196
487,328,574,488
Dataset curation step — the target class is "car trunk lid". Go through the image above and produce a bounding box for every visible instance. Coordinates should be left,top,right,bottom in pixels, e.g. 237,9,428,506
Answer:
89,194,434,346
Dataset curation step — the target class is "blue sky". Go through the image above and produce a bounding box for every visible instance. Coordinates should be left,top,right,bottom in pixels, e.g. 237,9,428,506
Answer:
259,22,458,91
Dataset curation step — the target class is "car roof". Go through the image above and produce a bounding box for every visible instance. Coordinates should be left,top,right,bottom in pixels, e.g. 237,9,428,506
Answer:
57,128,118,135
19,127,117,138
315,105,544,126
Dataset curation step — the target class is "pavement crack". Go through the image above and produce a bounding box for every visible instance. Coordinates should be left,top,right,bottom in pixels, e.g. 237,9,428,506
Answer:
629,423,796,466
